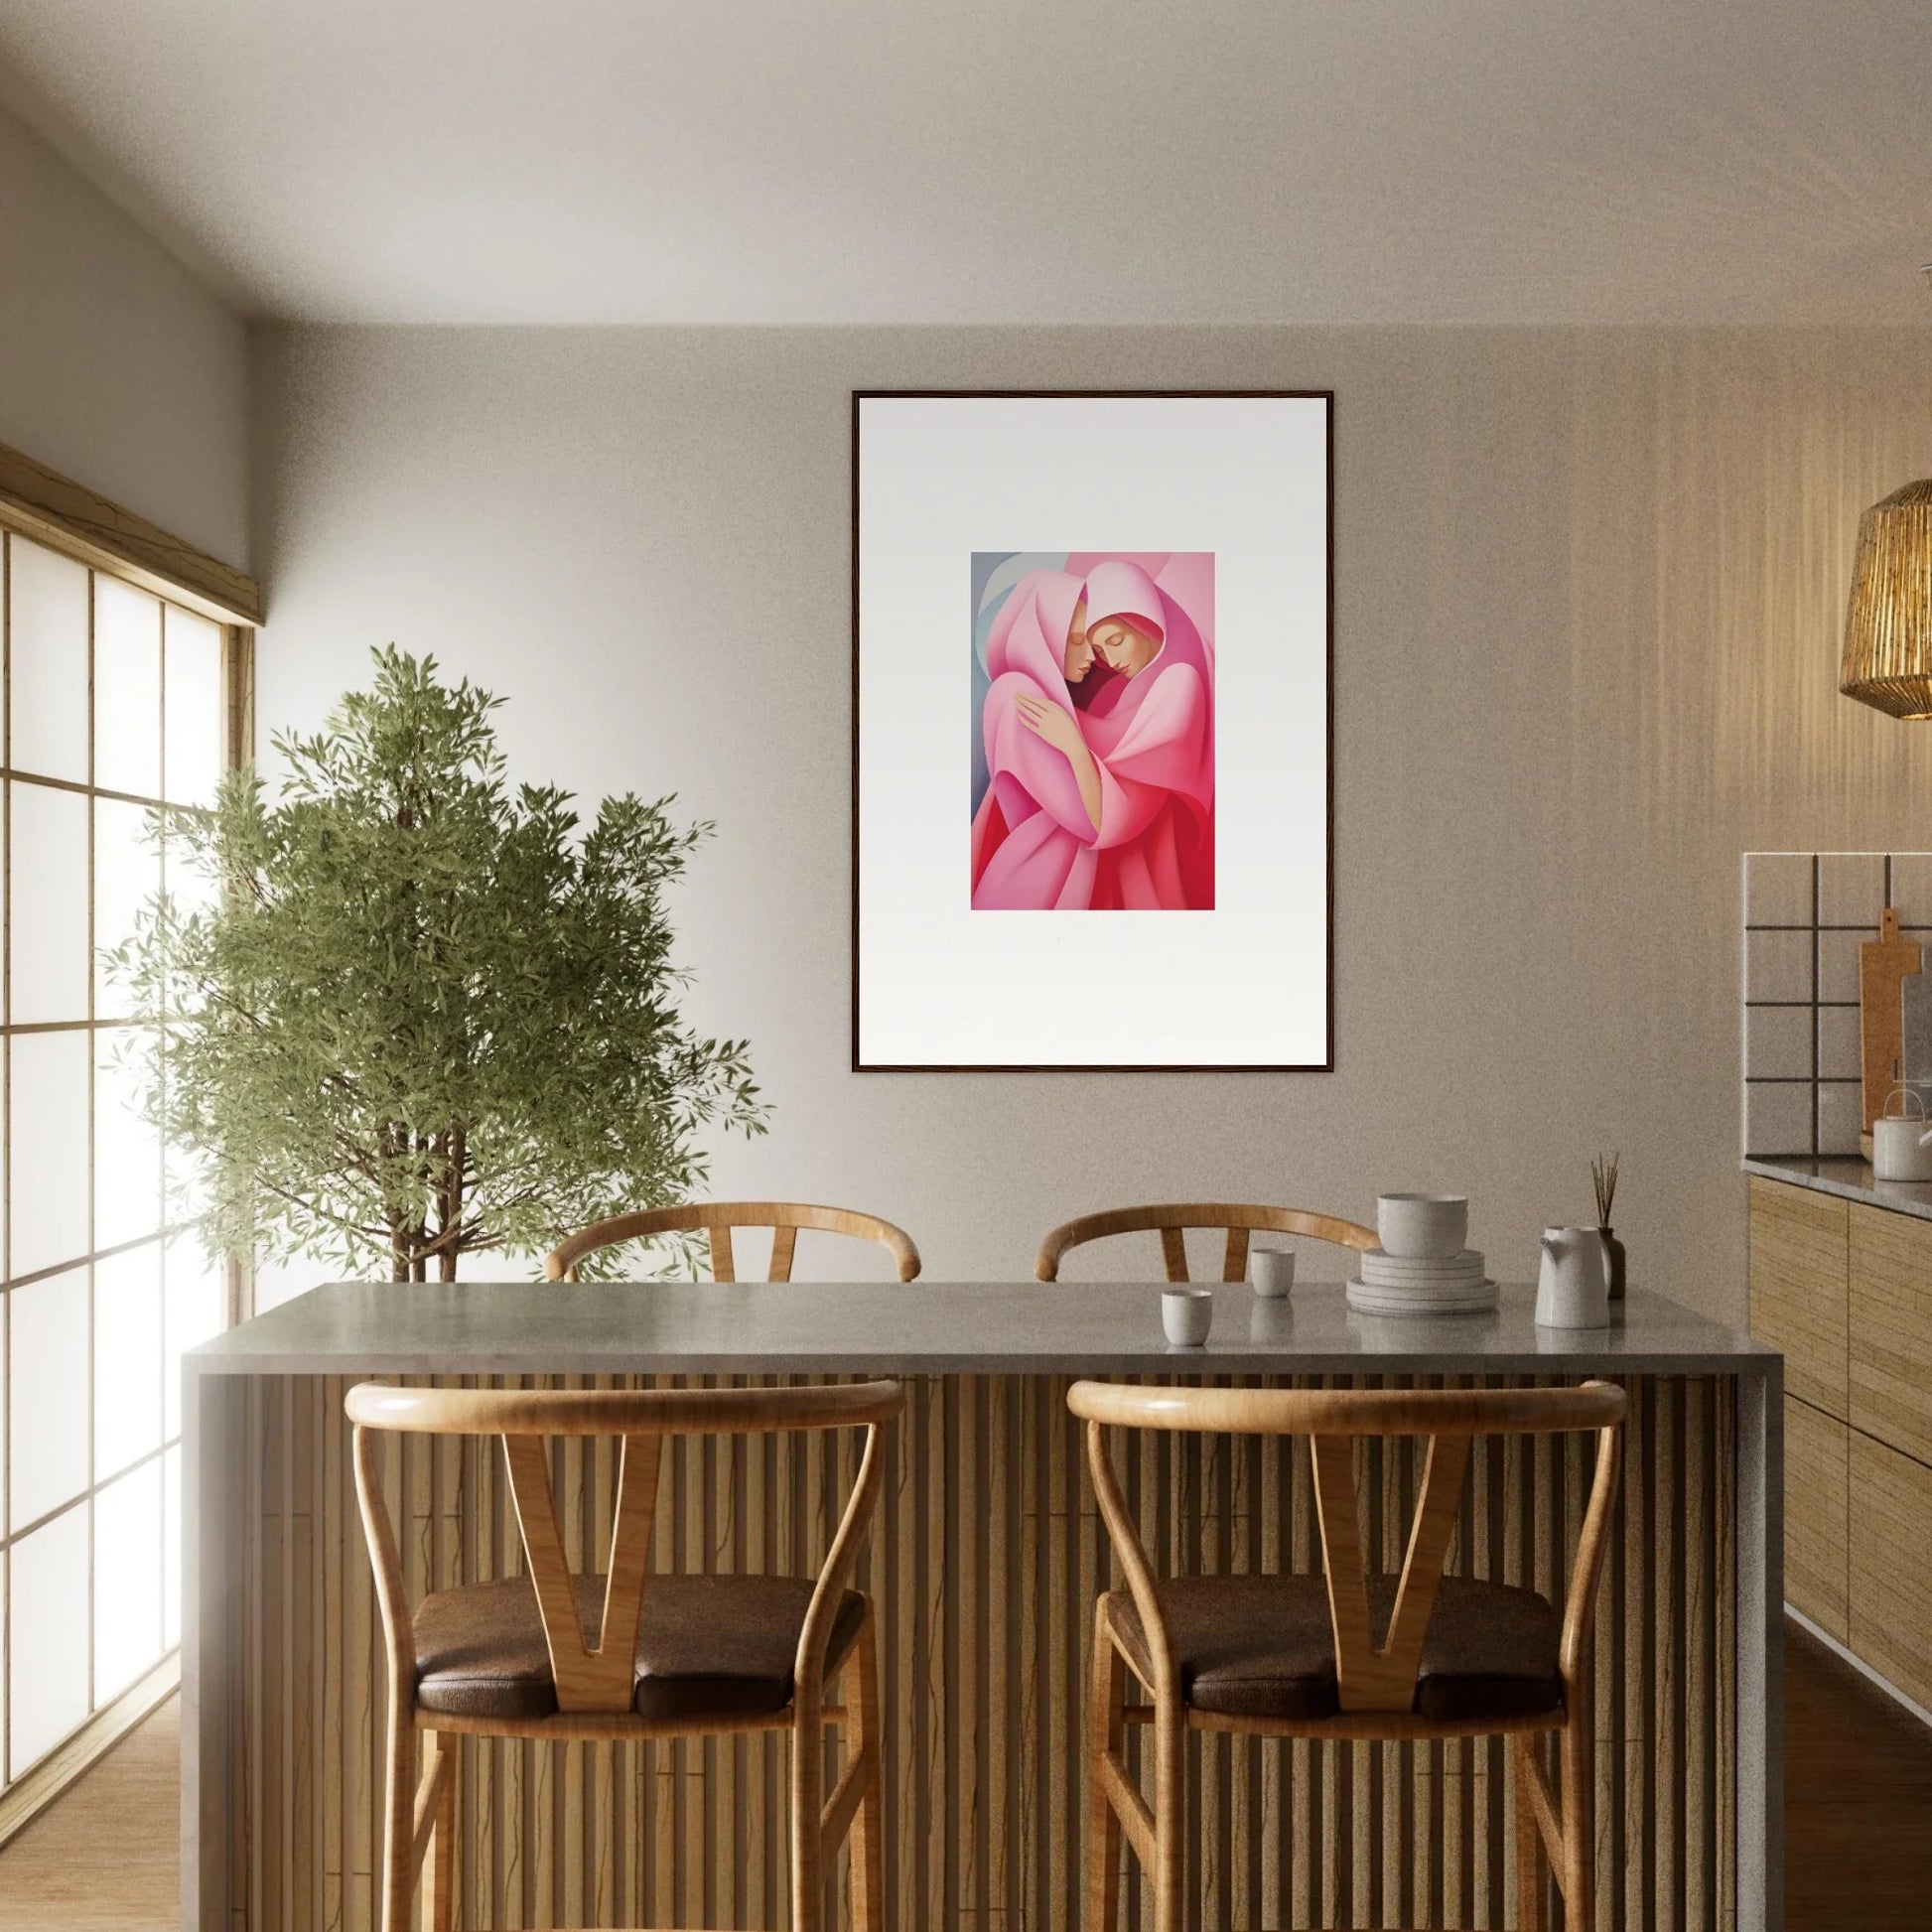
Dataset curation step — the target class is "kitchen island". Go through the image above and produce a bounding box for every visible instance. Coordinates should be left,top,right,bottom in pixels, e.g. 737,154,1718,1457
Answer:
183,1281,1781,1931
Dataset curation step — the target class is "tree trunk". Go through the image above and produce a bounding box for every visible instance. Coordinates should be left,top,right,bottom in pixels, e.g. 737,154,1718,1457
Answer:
434,1126,465,1283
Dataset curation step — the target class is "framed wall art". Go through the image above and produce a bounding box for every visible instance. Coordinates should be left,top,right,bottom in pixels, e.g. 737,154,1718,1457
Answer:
852,390,1332,1070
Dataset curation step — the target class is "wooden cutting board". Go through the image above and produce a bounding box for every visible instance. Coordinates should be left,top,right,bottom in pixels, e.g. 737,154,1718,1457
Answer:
1862,907,1924,1133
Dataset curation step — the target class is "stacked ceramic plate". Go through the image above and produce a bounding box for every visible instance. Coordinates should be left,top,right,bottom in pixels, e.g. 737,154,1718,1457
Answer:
1345,1246,1497,1315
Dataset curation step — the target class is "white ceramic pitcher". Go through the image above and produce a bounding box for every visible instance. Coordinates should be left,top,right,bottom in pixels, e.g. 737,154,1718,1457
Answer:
1872,1087,1932,1182
1536,1225,1611,1329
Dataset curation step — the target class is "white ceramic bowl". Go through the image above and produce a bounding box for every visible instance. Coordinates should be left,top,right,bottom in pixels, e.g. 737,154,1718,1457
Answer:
1376,1192,1468,1260
1162,1286,1215,1346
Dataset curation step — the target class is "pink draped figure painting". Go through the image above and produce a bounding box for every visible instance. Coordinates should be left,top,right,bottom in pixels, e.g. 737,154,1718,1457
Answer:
969,551,1214,909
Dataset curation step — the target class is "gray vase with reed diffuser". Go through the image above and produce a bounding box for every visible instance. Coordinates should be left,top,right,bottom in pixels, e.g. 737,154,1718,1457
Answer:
1593,1152,1626,1301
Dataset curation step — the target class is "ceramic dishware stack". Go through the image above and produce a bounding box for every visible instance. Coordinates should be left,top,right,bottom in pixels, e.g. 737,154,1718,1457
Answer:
1347,1191,1496,1315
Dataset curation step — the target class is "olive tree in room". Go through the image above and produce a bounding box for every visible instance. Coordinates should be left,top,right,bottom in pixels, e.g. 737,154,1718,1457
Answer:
107,645,766,1282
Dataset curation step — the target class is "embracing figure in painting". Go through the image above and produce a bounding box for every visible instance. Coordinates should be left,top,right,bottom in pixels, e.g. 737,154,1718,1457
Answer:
970,552,1214,910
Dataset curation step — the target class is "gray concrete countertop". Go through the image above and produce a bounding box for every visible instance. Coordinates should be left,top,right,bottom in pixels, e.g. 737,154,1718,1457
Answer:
189,1280,1774,1379
1743,1154,1932,1224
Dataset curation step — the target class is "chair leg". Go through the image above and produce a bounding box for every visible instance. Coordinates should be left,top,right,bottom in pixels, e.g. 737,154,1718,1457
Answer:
1152,1692,1186,1932
1084,1609,1127,1932
425,1733,456,1932
847,1608,887,1932
378,1702,416,1932
1513,1733,1548,1932
1558,1714,1593,1928
791,1685,827,1932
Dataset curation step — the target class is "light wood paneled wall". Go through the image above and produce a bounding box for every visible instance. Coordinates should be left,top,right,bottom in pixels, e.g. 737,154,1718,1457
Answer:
204,1372,1735,1932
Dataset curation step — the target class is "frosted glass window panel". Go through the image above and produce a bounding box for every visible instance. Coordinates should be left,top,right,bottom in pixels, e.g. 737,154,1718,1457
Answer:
163,1237,224,1440
8,1506,89,1773
94,1243,162,1479
161,608,223,808
93,796,161,1012
94,1029,162,1249
163,1443,182,1649
6,537,88,782
163,1115,211,1230
94,1459,163,1700
9,779,89,1024
10,1029,91,1278
7,1264,88,1528
93,576,162,800
161,825,221,927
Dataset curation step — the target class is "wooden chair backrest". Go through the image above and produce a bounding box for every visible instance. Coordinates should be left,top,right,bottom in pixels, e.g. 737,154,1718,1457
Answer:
1035,1201,1377,1284
544,1200,921,1284
345,1380,903,1718
1066,1380,1625,1715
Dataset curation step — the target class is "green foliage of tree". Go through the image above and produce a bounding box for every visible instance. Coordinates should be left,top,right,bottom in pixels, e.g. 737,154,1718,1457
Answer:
106,646,767,1282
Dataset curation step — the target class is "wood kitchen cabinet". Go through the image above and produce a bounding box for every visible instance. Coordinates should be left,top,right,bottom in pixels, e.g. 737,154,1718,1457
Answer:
1784,1393,1850,1641
1748,1177,1848,1417
1749,1172,1932,1714
1850,1201,1932,1466
1849,1430,1932,1711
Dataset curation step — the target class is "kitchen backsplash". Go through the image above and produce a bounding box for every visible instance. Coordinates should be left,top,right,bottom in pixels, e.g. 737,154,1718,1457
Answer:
1742,852,1932,1158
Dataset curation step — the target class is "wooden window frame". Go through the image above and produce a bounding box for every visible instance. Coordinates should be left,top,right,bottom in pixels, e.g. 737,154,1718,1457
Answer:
0,435,259,1845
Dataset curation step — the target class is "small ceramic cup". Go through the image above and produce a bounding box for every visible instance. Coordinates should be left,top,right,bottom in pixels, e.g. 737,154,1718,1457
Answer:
1162,1286,1214,1346
1377,1192,1468,1260
1248,1248,1297,1298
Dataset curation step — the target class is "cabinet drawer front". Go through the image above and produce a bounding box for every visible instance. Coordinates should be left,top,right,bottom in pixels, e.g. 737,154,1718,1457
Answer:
1749,1177,1849,1418
1850,1202,1932,1465
1850,1431,1932,1712
1785,1396,1849,1641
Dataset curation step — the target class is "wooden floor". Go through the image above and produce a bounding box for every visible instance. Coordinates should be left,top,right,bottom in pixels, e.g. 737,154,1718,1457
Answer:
1782,1619,1932,1932
0,1697,180,1930
0,1622,1925,1929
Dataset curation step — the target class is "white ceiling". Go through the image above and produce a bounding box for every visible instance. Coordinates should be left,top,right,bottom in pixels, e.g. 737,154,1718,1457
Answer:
1,0,1928,326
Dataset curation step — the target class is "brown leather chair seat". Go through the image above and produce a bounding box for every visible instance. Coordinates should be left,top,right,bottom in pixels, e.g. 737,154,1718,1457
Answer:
1107,1573,1562,1724
413,1573,866,1723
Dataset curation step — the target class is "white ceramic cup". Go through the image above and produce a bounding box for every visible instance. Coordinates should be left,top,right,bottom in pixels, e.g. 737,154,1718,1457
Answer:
1162,1286,1214,1346
1248,1248,1297,1298
1377,1192,1468,1260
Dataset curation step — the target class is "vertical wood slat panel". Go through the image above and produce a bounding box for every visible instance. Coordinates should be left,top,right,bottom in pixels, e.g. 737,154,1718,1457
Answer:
229,1372,1734,1930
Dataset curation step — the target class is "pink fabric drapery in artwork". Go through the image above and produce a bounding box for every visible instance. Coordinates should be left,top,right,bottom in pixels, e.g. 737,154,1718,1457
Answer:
969,568,1102,908
1074,558,1214,910
970,556,1214,910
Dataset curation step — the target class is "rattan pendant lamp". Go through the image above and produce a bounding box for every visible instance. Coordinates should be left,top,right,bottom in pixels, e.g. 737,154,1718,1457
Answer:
1841,478,1932,718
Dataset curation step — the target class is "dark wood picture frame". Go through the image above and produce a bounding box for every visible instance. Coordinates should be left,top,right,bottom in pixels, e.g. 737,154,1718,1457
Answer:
851,388,1334,1073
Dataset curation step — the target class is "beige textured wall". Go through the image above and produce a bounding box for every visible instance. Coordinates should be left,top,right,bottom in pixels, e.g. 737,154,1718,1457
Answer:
249,325,1932,1311
0,100,248,565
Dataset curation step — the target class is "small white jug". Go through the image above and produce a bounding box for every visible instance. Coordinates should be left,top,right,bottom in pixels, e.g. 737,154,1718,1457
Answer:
1536,1226,1611,1329
1872,1087,1932,1182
